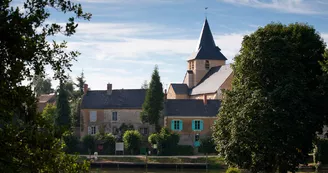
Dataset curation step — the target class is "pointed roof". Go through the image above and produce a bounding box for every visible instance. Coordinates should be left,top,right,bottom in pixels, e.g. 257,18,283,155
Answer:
189,19,227,61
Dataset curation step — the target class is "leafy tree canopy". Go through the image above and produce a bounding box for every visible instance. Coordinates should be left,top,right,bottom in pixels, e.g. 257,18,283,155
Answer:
33,75,54,96
0,0,91,171
213,23,328,173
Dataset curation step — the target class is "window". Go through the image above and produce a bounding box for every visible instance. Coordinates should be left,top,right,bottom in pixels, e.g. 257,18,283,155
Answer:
112,112,117,121
90,111,97,122
171,120,182,131
140,128,148,135
91,126,96,135
189,62,192,70
191,61,194,69
205,60,210,69
192,120,203,131
195,134,200,142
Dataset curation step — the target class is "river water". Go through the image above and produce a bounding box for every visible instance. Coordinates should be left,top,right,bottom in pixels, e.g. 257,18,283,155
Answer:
91,168,326,173
91,168,224,173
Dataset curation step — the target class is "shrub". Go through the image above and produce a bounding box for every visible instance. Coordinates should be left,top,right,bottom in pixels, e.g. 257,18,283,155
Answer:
95,133,116,155
82,135,96,154
148,133,159,145
63,133,80,154
199,136,217,154
176,145,194,155
314,139,328,164
157,128,180,156
123,130,142,155
226,167,241,173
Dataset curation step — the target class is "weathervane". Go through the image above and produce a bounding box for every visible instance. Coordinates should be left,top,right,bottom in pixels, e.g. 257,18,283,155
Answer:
205,7,208,19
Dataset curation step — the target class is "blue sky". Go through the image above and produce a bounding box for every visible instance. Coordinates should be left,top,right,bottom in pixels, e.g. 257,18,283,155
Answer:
14,0,328,90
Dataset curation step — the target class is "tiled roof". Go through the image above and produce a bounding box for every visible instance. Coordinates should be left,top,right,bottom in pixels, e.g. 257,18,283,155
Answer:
190,64,233,95
81,89,146,109
189,19,227,61
170,84,189,95
164,99,221,117
38,94,56,103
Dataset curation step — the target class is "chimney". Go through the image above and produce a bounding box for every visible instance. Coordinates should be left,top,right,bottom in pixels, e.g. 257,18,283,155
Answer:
203,94,207,105
164,89,167,101
107,83,112,95
83,84,88,94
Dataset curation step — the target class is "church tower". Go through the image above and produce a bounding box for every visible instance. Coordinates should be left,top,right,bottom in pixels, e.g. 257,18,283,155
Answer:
184,19,227,88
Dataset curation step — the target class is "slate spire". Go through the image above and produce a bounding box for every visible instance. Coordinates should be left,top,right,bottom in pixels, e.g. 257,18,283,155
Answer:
196,18,217,51
189,18,227,61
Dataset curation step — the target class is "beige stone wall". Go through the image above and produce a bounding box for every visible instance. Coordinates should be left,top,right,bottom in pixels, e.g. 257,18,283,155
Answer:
80,109,155,138
189,93,217,100
164,116,216,145
193,60,225,86
167,86,189,99
167,86,176,99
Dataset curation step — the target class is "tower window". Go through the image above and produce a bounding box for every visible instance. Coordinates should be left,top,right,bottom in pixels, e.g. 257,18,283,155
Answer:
205,60,210,69
191,61,194,69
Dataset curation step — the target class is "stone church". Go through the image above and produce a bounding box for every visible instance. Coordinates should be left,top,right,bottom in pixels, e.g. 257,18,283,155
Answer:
167,18,233,100
163,18,233,146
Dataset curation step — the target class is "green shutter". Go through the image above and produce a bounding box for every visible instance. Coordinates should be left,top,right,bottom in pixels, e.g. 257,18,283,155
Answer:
171,120,175,130
192,120,195,131
200,120,204,130
179,120,183,131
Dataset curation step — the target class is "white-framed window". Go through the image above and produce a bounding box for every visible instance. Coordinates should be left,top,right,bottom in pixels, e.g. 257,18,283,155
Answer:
88,126,97,135
90,111,97,122
140,127,148,135
91,126,96,135
112,112,118,121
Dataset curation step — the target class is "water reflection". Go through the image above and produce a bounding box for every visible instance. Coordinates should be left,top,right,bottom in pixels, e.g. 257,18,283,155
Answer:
91,168,225,173
91,168,328,173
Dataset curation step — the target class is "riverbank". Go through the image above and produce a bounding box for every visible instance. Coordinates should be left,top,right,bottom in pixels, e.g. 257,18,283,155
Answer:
80,155,226,169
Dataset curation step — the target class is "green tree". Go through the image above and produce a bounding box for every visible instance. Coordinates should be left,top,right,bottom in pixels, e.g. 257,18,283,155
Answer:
75,71,86,97
33,75,54,96
199,136,217,154
56,82,71,133
149,128,180,156
82,135,96,154
141,80,149,89
0,0,91,171
41,104,57,127
140,66,164,131
123,130,142,155
95,133,116,155
212,23,328,173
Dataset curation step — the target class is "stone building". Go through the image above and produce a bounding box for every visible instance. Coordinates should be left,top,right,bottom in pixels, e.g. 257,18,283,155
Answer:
167,18,233,100
164,96,220,146
37,93,56,113
164,18,232,146
80,83,155,138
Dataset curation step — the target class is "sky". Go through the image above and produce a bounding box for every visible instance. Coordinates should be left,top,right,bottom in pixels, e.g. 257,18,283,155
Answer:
12,0,328,90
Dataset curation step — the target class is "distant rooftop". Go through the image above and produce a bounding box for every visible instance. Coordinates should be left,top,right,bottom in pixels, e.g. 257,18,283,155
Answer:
81,89,146,109
164,99,221,117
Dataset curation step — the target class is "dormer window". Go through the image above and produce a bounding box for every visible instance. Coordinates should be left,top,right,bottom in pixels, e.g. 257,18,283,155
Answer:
191,61,194,69
205,60,210,69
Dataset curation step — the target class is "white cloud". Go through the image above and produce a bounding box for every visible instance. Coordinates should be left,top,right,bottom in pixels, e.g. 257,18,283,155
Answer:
46,22,248,89
219,0,328,14
322,33,328,44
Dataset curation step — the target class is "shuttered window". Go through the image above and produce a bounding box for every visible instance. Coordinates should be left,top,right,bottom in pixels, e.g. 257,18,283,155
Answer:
171,120,183,131
192,120,204,131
